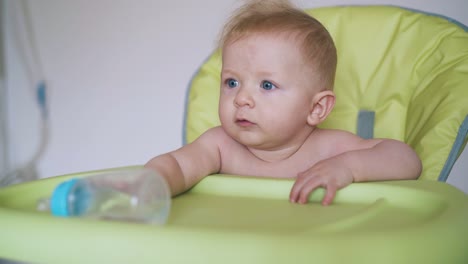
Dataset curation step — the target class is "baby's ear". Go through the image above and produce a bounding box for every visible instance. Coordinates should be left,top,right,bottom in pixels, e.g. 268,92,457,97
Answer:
307,90,336,126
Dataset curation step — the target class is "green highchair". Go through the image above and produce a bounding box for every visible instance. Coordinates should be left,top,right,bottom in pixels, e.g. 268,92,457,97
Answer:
1,5,468,264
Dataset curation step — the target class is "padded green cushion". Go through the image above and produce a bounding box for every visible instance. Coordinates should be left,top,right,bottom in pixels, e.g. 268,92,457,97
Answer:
185,6,468,181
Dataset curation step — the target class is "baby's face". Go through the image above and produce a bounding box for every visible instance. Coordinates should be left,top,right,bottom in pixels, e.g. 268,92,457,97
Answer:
219,33,320,150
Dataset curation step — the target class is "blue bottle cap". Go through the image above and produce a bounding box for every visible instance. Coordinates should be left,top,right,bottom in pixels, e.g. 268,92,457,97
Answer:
51,178,78,217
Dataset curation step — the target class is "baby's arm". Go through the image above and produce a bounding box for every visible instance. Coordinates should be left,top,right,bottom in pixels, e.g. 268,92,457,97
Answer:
290,132,422,205
144,128,222,196
338,138,422,182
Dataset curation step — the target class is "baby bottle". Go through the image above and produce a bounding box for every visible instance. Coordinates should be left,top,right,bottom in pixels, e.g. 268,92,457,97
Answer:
37,168,171,224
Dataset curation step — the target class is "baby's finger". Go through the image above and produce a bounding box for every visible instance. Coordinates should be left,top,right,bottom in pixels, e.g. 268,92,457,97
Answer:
297,177,324,204
289,185,300,203
289,172,309,202
321,185,337,206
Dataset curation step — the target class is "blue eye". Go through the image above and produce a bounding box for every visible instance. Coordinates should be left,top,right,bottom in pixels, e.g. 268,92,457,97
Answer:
261,80,276,90
226,78,239,88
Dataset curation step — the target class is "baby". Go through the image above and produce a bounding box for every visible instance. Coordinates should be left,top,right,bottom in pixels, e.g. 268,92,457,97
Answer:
145,0,422,205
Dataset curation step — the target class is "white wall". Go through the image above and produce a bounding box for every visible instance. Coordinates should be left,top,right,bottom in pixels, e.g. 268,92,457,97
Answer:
4,0,468,193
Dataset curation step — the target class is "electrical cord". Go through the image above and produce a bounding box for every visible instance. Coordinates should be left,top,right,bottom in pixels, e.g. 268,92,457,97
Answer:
0,1,49,187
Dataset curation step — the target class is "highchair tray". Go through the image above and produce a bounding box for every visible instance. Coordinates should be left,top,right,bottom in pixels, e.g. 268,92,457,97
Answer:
0,168,467,264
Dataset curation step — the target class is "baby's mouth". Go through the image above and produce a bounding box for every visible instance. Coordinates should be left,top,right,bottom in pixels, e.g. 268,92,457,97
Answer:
236,118,255,127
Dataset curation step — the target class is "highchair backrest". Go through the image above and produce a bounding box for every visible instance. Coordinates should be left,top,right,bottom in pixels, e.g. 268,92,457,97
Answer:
183,5,468,182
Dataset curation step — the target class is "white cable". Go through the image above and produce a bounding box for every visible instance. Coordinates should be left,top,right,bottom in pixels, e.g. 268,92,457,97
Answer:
10,0,44,87
0,0,49,186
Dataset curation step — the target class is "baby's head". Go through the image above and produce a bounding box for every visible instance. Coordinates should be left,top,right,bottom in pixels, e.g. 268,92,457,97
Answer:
218,0,337,91
217,0,338,151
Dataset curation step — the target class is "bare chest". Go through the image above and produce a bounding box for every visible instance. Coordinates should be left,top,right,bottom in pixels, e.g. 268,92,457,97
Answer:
218,142,326,179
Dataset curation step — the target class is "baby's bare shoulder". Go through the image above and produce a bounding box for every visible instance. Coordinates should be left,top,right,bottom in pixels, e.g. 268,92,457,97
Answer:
313,128,382,152
308,129,360,152
314,128,359,141
198,126,231,141
197,127,252,164
195,126,238,147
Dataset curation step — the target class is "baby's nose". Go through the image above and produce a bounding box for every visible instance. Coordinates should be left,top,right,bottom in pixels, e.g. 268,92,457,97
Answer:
234,88,255,108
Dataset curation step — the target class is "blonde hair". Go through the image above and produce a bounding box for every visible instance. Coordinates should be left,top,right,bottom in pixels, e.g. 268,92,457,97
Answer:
218,0,337,90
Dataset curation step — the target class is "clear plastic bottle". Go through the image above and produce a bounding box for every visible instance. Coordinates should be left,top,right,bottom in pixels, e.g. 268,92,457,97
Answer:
37,168,171,224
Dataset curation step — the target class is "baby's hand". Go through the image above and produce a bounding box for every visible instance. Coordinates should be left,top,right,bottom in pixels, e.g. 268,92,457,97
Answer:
289,158,354,206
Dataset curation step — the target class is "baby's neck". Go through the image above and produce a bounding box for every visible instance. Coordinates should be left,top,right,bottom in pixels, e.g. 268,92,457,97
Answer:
246,147,300,163
246,128,318,163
